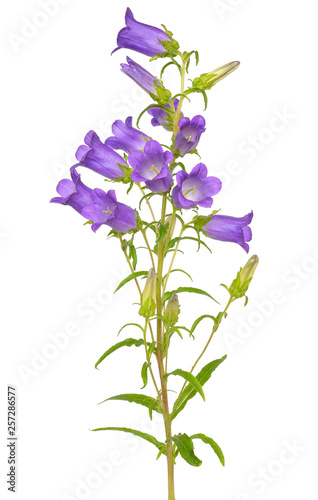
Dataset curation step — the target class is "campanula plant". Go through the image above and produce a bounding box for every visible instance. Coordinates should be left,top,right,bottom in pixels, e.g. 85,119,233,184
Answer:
51,8,258,500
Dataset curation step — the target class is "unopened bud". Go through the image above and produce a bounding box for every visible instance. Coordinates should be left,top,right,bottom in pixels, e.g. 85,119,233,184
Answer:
164,294,180,326
229,255,259,299
139,268,157,318
192,61,240,91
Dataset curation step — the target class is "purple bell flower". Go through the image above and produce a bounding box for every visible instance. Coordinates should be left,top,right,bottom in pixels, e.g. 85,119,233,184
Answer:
175,115,206,156
112,8,171,57
105,116,150,153
82,189,137,233
129,140,173,193
147,98,182,131
203,211,253,253
75,131,126,180
120,57,160,96
172,163,221,209
50,166,92,214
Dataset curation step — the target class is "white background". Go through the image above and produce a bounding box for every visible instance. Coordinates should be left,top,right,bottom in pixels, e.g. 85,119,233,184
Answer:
1,0,317,499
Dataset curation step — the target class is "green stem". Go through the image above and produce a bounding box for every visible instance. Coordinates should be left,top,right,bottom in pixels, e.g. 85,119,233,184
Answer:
143,319,162,402
141,228,156,270
175,296,234,407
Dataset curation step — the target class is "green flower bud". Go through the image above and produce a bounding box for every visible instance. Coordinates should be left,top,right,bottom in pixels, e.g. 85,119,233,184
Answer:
139,268,157,318
164,294,180,326
229,255,259,299
192,61,240,91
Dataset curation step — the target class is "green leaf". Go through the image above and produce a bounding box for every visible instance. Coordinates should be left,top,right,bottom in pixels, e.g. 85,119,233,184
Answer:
165,369,205,401
129,244,137,270
95,338,144,369
163,268,193,282
157,222,169,243
171,433,202,467
190,314,216,335
98,393,162,415
92,427,166,453
117,323,144,336
141,362,149,389
191,433,225,466
185,87,208,110
160,60,181,78
171,355,227,420
167,236,212,253
139,192,158,210
114,271,148,293
164,287,219,304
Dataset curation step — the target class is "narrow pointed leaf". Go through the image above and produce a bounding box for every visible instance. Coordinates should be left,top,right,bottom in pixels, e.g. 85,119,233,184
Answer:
117,323,144,337
167,236,212,253
141,362,149,389
163,268,193,282
91,427,166,453
164,287,219,304
172,433,202,467
95,338,144,369
165,369,205,401
171,355,227,420
98,393,162,414
191,433,225,466
114,271,148,293
190,315,216,335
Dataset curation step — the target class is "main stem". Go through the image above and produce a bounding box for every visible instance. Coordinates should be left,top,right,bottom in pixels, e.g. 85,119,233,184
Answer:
156,194,175,500
157,55,187,500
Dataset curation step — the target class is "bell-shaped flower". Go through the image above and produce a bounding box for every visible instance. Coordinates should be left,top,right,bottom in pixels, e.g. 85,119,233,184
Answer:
203,211,253,253
75,131,127,180
50,166,92,214
147,98,182,131
172,163,221,209
81,189,137,233
129,140,173,193
112,8,171,57
175,115,206,156
105,116,150,153
120,57,171,105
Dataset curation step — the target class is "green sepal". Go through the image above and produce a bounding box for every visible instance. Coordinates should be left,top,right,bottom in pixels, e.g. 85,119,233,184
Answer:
190,433,225,466
150,80,172,106
171,433,202,467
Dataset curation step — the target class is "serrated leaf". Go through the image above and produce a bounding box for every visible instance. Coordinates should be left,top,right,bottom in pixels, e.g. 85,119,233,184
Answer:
141,362,149,389
171,355,227,420
191,433,225,466
92,427,166,453
114,271,148,293
98,393,162,415
171,433,202,467
164,287,219,304
165,369,205,401
95,338,144,369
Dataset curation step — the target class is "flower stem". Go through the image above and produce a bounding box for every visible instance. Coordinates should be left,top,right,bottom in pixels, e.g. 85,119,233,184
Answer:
141,228,156,270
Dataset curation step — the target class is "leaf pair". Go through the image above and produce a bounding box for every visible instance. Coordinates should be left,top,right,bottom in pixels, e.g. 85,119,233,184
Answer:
172,432,224,467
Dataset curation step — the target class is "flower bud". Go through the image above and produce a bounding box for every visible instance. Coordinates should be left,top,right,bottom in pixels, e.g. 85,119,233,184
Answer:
139,268,157,318
192,61,240,91
163,294,180,326
229,255,259,299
